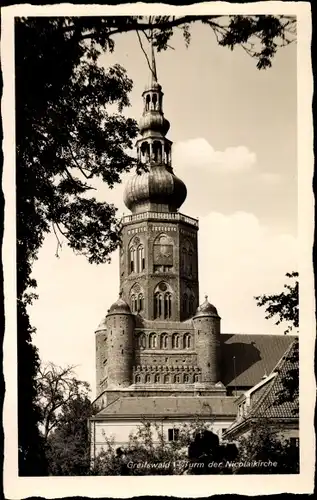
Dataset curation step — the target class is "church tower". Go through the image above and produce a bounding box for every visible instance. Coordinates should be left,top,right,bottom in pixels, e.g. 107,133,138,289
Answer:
120,43,199,322
95,43,222,400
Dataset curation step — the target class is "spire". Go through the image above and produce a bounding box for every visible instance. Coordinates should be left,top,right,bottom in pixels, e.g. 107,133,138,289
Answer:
123,36,187,214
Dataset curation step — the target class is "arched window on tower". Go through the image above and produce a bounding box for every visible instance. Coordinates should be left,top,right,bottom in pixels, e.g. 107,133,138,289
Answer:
129,246,136,273
137,244,145,272
149,333,157,349
184,374,189,383
145,374,151,383
135,374,141,383
153,234,173,273
154,292,163,319
138,333,146,349
155,373,160,383
130,283,144,314
154,283,173,319
164,374,170,384
160,333,168,349
145,94,150,111
164,292,172,319
138,293,144,312
152,93,158,110
141,141,150,164
184,333,192,349
131,294,138,313
172,334,180,349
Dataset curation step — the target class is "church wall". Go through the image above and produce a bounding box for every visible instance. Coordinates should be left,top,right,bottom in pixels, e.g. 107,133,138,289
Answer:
120,219,199,322
90,418,234,459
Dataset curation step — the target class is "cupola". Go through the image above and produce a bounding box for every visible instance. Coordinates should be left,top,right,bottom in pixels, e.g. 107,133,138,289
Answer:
123,39,187,214
107,292,131,315
194,296,219,317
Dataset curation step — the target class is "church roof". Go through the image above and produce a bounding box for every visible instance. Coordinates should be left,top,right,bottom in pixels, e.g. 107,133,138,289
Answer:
248,339,299,419
220,333,296,388
93,396,237,419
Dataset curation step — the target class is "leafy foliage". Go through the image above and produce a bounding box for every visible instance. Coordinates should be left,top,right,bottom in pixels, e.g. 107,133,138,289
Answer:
36,363,90,442
91,420,239,476
255,272,299,334
45,394,94,476
255,274,299,415
233,419,299,474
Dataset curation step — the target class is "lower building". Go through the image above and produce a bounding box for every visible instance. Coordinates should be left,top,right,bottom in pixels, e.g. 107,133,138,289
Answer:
88,43,298,462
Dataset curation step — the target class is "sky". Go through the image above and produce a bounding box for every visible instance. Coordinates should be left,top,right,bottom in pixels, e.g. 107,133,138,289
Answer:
29,22,298,399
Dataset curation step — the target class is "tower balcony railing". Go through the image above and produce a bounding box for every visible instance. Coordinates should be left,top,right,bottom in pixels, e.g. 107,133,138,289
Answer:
120,211,199,228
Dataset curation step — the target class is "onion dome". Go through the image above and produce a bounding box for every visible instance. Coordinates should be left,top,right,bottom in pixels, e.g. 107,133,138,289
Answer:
107,292,131,315
139,113,170,136
194,296,219,317
123,166,187,213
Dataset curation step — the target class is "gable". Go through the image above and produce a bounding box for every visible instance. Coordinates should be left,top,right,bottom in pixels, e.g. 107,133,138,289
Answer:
220,334,296,388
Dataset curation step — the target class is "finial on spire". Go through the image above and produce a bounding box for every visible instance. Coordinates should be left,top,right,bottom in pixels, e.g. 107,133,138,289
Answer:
205,295,208,301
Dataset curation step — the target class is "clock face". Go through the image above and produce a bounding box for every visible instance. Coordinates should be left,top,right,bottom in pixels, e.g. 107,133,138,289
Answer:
160,247,172,258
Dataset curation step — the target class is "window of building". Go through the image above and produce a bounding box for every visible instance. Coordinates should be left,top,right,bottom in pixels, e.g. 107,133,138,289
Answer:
129,239,145,274
129,246,136,273
174,374,181,383
149,333,157,349
131,294,138,313
168,428,179,442
184,333,191,349
154,374,160,383
135,374,141,383
138,293,144,312
138,244,145,272
161,333,168,349
138,333,146,349
194,374,199,383
164,292,172,319
172,334,180,349
164,374,170,384
154,283,173,319
184,374,189,383
145,374,151,383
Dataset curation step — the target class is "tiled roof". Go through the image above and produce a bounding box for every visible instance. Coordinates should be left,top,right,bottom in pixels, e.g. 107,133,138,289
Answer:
249,339,299,419
94,396,237,419
221,334,296,387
